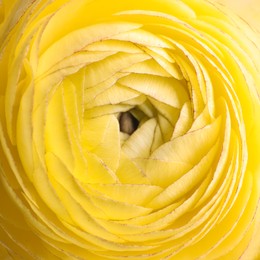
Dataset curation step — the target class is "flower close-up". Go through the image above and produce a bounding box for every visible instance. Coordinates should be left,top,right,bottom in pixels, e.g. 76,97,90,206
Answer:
0,0,260,259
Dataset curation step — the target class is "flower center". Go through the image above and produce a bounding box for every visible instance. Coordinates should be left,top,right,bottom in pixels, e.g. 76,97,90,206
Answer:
119,112,139,135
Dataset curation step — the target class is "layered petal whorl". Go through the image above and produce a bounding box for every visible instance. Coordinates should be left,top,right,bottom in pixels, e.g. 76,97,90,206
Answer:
0,0,260,259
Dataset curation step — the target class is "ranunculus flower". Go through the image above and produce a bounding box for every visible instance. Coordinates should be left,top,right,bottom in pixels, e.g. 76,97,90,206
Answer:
0,0,260,259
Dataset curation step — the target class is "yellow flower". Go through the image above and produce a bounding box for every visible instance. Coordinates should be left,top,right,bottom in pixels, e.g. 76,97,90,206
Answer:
0,0,260,259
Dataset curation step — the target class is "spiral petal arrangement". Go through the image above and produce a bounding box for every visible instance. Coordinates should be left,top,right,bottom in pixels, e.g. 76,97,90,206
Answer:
0,0,260,259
